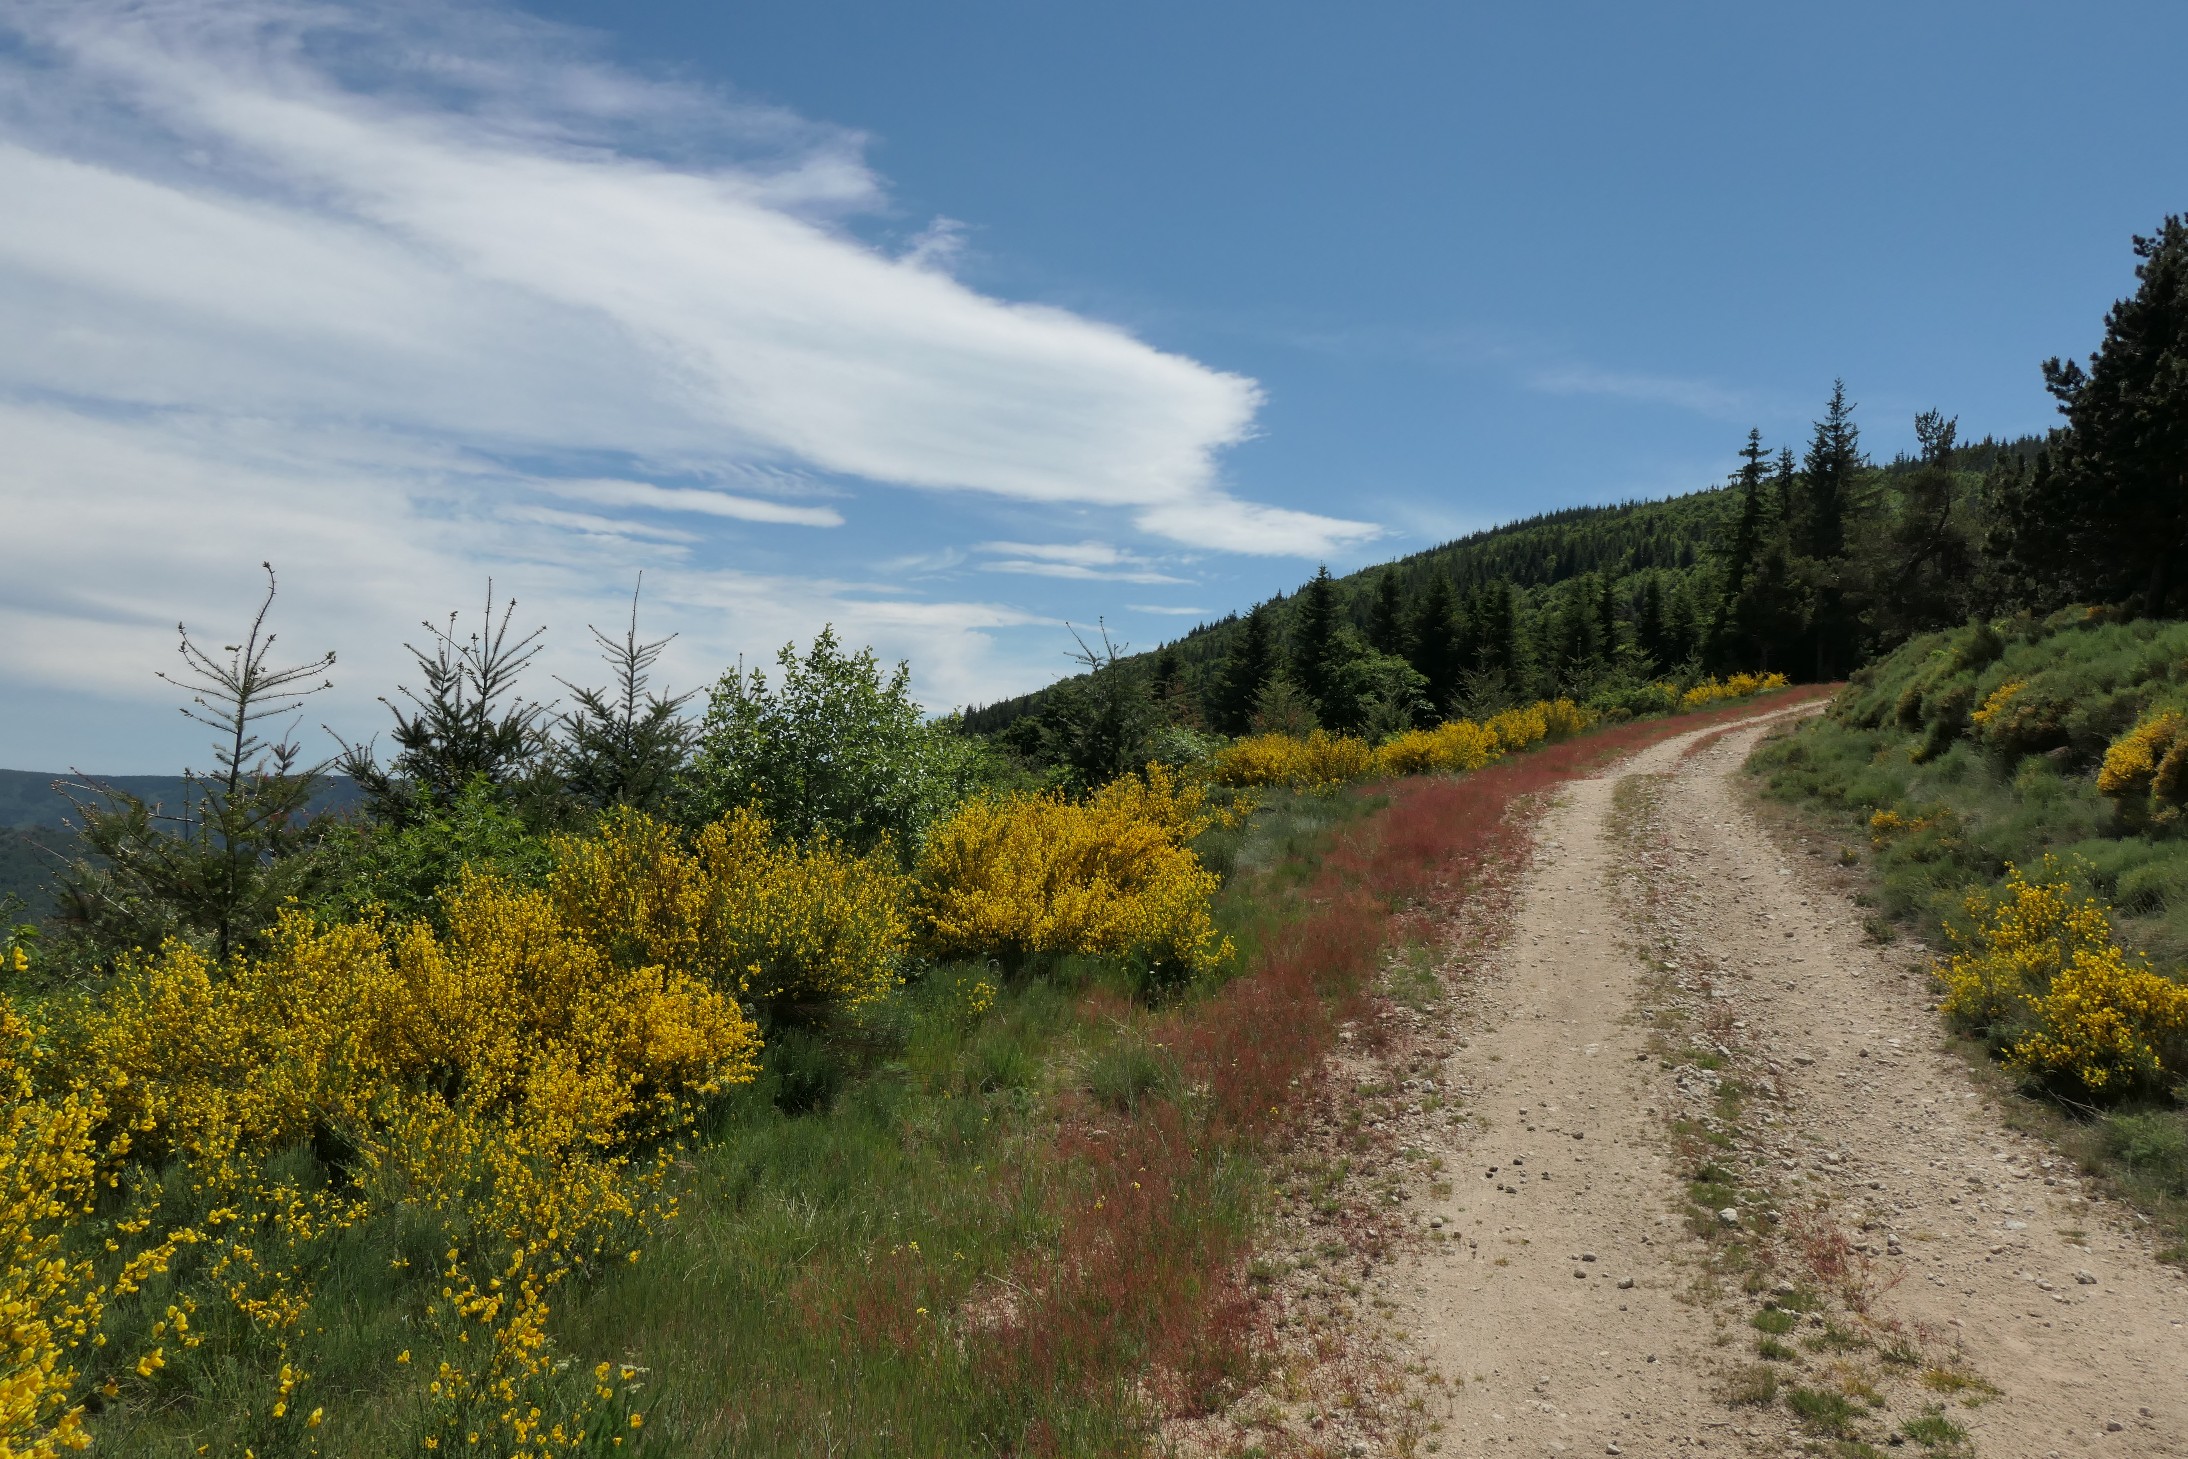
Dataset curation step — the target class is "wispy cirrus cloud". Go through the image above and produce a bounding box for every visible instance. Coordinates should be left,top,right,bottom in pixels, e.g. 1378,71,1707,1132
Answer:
0,0,1379,762
1524,363,1755,420
975,540,1189,585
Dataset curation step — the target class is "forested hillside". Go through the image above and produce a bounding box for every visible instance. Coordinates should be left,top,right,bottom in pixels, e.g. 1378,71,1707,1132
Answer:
967,415,2040,776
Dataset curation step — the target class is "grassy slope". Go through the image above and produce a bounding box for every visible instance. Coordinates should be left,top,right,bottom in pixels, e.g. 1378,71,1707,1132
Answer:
1747,611,2188,1255
96,694,1814,1455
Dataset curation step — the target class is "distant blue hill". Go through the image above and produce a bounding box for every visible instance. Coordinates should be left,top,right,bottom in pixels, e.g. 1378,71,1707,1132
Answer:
0,769,364,830
0,770,365,918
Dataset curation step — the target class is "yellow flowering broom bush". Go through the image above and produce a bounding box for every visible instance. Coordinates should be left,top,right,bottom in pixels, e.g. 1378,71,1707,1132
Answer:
1937,860,2188,1096
0,1000,204,1458
916,765,1234,979
11,805,872,1454
1372,718,1502,777
2097,709,2188,822
1678,671,1790,711
78,877,761,1164
1205,730,1375,790
1209,698,1600,790
550,806,911,1014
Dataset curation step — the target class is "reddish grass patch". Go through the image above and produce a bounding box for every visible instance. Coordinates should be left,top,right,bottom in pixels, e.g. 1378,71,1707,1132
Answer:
967,692,1829,1447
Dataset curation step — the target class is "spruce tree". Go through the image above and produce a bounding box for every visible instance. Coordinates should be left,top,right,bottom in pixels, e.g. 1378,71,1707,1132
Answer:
1366,571,1409,658
1706,430,1772,668
1212,603,1278,735
2007,215,2188,612
1800,380,1861,560
1635,576,1670,671
1478,580,1521,677
1594,573,1619,663
1406,573,1462,714
554,576,694,814
1797,383,1865,679
54,566,336,969
1288,566,1347,722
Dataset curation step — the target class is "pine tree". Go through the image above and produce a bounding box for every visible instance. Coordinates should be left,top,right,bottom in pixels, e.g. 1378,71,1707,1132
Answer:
1706,430,1772,668
1478,580,1521,677
1635,576,1670,671
2006,215,2188,612
341,583,551,822
1797,383,1865,678
54,566,336,968
1800,380,1861,560
1366,571,1409,658
554,576,694,814
1406,573,1462,714
1211,603,1278,735
1288,566,1347,722
1865,411,1976,642
1594,573,1619,663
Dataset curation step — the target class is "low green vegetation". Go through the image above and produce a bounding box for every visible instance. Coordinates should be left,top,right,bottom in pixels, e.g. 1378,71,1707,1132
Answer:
1752,610,2188,1254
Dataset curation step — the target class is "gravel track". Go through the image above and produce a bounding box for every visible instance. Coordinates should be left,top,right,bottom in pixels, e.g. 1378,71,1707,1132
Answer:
1381,710,2188,1459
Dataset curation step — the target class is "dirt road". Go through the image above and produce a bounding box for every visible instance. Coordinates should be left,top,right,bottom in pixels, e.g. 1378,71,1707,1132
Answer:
1381,709,2188,1458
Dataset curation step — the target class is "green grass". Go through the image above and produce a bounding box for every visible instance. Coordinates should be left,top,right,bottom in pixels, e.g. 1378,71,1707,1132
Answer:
1900,1409,1971,1450
1786,1385,1863,1435
96,775,1404,1456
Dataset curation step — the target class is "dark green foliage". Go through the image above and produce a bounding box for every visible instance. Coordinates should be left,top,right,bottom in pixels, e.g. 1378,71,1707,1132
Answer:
49,566,337,972
552,577,695,815
1287,565,1349,723
1210,603,1279,735
1029,623,1161,792
2000,215,2188,614
1365,570,1408,658
340,584,552,825
1405,572,1463,713
314,777,554,927
1862,411,1979,643
1799,379,1861,561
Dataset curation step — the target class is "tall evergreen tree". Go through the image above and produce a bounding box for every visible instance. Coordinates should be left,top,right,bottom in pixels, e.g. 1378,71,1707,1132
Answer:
1548,580,1597,687
1366,571,1409,658
554,577,694,814
1634,576,1671,671
1593,573,1619,663
1864,411,1976,643
2002,215,2188,612
1288,565,1348,721
1706,430,1773,669
1476,580,1521,677
1211,603,1278,735
1798,382,1865,678
1406,572,1463,713
1800,380,1862,560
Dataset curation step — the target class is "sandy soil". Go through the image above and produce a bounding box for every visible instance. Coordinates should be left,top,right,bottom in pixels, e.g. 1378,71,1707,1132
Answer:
1373,709,2188,1458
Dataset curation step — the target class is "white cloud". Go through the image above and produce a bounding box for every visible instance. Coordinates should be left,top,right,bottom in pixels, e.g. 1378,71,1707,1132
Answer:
0,0,1373,548
535,478,844,528
973,540,1190,584
0,0,1381,759
1127,604,1211,617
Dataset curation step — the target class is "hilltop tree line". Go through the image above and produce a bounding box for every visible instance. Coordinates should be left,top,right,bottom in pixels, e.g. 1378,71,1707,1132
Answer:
974,212,2188,783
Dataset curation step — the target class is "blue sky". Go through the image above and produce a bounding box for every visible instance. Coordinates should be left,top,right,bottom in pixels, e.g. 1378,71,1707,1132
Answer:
2,0,2183,770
